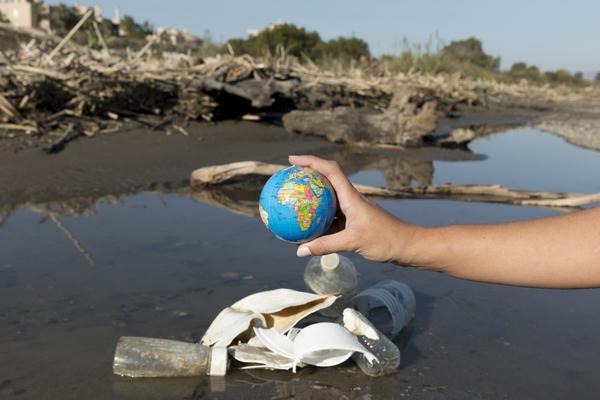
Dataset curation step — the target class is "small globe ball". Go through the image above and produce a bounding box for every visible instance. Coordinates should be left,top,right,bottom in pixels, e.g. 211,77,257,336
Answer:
259,165,337,243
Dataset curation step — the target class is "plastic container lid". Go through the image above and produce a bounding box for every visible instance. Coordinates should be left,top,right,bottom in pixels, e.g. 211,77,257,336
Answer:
320,253,340,271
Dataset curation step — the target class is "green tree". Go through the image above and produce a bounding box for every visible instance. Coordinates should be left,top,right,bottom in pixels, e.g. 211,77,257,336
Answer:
441,37,500,71
508,61,543,83
544,69,587,86
229,24,369,62
121,15,153,39
32,1,48,28
230,24,321,58
49,4,79,36
315,37,370,61
595,72,600,84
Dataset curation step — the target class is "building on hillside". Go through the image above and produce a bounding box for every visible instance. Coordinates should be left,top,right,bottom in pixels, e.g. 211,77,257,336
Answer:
0,0,48,29
72,3,122,37
246,21,287,37
155,27,201,46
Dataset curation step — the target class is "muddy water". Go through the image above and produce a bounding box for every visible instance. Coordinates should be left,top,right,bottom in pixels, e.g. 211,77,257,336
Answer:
1,127,600,399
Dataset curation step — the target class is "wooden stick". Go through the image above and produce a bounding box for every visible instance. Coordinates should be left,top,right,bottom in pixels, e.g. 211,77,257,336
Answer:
92,21,109,55
0,122,38,132
189,161,600,209
132,38,156,62
46,9,92,64
0,94,22,120
190,161,286,186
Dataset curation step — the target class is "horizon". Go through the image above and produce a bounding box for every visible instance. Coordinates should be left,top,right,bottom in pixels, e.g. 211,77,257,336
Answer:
45,0,600,74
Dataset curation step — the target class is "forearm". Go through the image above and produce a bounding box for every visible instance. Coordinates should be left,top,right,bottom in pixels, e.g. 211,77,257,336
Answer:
398,208,600,288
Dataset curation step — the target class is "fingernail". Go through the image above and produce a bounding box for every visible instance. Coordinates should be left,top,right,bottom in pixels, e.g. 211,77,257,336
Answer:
297,245,312,257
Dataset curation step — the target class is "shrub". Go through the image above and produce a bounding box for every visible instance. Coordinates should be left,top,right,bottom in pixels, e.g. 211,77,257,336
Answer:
228,23,370,63
441,37,500,71
544,69,587,86
507,62,544,84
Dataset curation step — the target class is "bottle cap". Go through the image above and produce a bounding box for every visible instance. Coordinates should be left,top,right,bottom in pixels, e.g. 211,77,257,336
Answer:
320,253,340,271
209,346,228,376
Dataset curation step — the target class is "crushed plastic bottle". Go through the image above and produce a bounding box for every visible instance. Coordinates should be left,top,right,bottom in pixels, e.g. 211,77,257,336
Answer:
304,253,358,317
113,336,228,377
343,308,401,376
349,280,415,340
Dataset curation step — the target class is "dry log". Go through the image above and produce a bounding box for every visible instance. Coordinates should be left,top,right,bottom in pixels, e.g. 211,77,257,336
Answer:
283,90,439,146
190,161,285,186
0,93,21,120
46,10,92,64
92,21,110,56
44,123,81,154
0,122,37,133
191,76,299,108
190,161,600,210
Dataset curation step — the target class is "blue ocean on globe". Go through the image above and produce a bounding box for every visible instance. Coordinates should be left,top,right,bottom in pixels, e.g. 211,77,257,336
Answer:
259,165,337,243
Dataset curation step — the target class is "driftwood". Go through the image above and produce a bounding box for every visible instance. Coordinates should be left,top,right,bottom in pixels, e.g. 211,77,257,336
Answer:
190,161,600,210
283,89,439,146
191,76,299,108
46,10,92,64
1,20,598,153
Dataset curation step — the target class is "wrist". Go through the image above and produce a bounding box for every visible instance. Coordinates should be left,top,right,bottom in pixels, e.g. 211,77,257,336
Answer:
390,222,446,271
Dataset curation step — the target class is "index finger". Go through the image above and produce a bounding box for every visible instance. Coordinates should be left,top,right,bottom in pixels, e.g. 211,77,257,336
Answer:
288,155,360,208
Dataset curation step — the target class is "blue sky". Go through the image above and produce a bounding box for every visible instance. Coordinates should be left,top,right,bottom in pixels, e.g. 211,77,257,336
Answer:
47,0,599,73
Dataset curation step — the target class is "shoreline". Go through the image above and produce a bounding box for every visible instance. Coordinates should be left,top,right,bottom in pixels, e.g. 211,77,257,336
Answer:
1,98,599,220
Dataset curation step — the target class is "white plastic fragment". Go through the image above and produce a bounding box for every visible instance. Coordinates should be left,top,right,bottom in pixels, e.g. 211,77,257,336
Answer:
253,322,378,373
208,346,229,376
201,288,336,347
342,308,380,340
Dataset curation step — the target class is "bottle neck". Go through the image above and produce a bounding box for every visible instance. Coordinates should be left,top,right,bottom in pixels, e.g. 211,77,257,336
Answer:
320,253,340,272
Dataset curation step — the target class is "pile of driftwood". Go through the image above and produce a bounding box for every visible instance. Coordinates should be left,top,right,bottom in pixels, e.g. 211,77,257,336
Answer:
1,13,597,152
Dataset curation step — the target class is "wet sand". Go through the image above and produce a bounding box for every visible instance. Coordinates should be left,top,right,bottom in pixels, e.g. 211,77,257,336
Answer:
2,125,600,399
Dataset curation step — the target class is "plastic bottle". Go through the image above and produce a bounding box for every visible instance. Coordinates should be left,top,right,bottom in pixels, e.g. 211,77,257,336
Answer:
349,280,415,340
304,253,358,317
113,336,228,377
343,308,401,377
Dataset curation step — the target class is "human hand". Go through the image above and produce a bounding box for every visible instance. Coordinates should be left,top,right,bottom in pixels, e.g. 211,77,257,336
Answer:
289,155,421,264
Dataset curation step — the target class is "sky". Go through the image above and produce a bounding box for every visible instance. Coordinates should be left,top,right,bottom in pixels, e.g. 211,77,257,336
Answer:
46,0,600,74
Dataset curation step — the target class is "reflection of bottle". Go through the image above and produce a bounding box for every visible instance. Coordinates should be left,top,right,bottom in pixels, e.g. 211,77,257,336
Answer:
343,309,401,377
350,280,415,340
304,253,358,317
113,337,228,377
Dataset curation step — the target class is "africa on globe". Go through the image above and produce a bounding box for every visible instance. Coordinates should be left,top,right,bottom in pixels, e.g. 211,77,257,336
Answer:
259,165,337,243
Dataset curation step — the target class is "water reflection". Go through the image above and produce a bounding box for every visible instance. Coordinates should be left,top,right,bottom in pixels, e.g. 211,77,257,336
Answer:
3,127,600,399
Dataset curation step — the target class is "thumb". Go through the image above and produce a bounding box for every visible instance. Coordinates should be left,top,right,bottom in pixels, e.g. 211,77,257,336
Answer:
297,231,352,257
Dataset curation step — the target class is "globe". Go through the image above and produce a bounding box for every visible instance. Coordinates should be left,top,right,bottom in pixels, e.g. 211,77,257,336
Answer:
259,165,337,243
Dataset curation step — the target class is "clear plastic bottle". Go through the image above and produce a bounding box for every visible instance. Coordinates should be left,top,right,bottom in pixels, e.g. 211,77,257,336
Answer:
343,308,401,376
304,253,358,317
350,280,415,340
113,336,228,377
373,280,416,321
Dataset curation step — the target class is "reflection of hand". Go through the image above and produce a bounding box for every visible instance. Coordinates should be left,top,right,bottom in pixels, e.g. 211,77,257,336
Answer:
289,155,420,264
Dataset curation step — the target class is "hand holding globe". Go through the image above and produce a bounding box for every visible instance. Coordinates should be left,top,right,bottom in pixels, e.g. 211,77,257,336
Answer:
259,164,338,243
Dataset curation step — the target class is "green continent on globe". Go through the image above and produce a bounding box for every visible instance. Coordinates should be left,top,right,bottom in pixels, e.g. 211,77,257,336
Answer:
276,168,325,231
